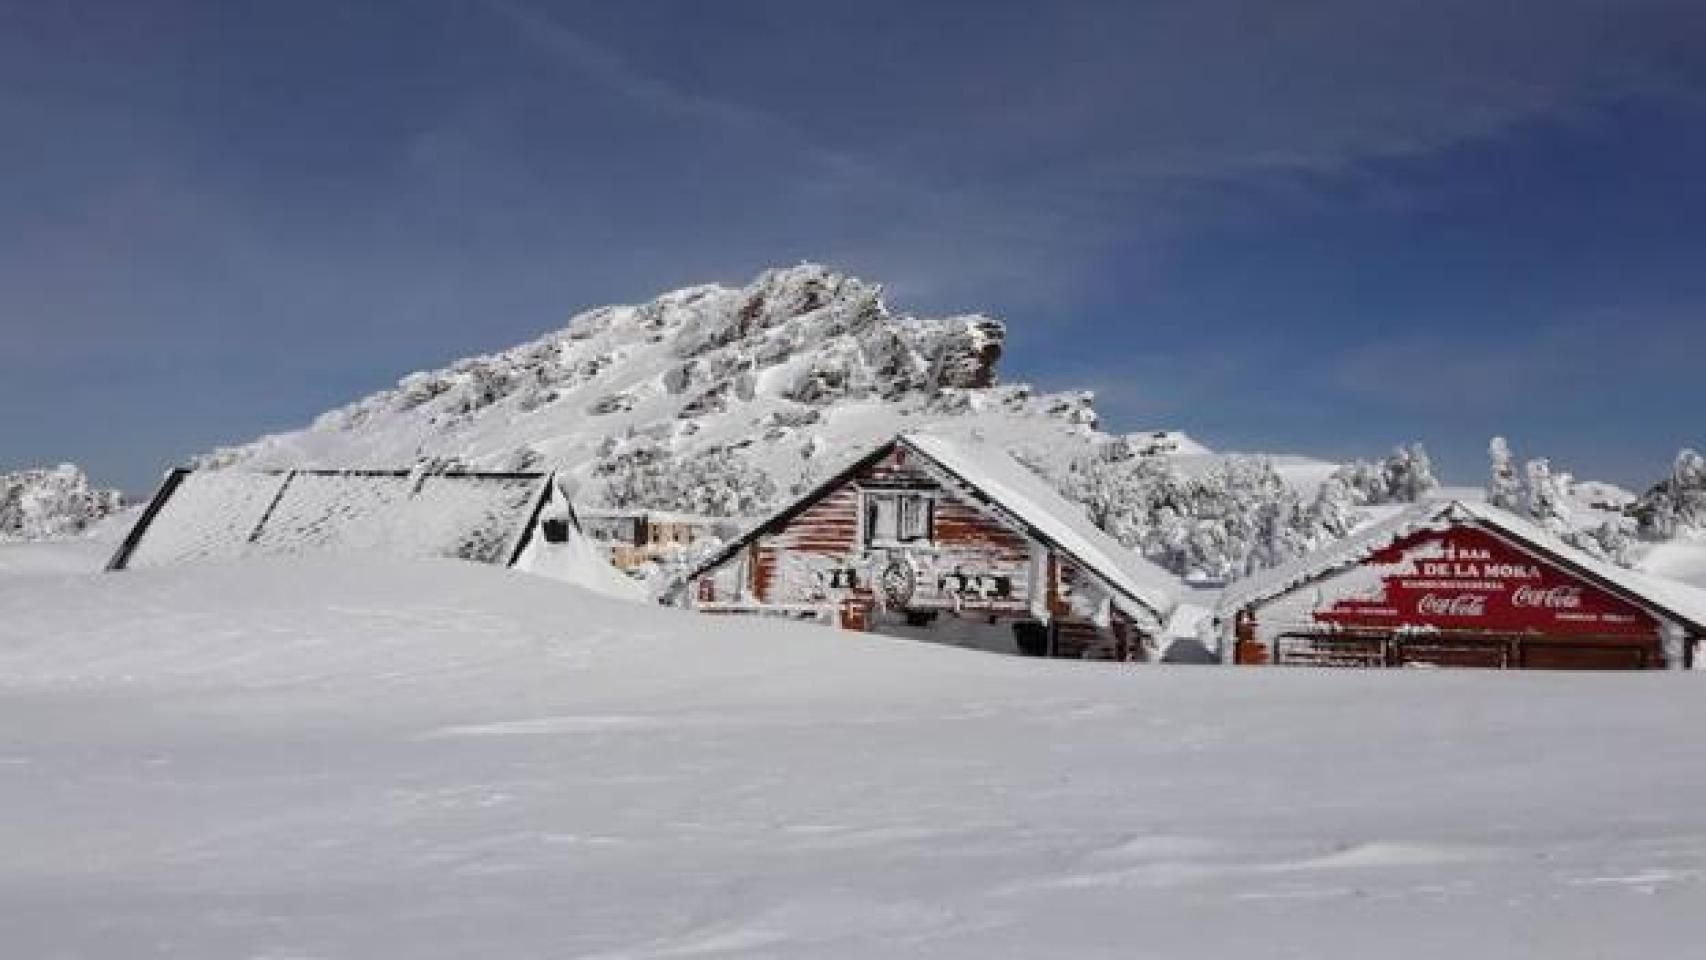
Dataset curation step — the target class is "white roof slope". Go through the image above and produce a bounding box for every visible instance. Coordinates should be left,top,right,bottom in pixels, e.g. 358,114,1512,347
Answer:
111,469,548,571
903,433,1179,625
1217,497,1706,633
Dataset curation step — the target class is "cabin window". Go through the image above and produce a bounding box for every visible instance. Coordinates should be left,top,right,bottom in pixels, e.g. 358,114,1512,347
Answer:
864,491,933,546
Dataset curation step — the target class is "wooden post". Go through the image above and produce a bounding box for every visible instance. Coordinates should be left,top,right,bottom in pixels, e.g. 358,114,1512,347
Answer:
1045,551,1065,617
745,542,763,602
839,599,869,632
1233,610,1266,665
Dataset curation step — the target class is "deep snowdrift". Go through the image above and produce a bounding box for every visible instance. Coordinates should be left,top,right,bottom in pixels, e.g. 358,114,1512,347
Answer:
2,557,1703,958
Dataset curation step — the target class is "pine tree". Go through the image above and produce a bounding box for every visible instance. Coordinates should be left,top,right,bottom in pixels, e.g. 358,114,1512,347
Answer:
1524,458,1570,534
1635,448,1706,538
1487,437,1522,511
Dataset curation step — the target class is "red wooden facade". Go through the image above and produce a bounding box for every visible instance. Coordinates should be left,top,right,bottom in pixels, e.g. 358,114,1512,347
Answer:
1226,505,1702,670
685,438,1160,659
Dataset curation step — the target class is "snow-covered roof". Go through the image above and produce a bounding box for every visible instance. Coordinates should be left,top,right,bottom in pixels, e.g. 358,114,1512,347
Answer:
109,469,550,571
1216,497,1706,634
901,433,1179,624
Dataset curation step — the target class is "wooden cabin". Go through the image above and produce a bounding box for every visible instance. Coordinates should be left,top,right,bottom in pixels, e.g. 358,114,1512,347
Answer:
1216,499,1706,670
680,433,1178,659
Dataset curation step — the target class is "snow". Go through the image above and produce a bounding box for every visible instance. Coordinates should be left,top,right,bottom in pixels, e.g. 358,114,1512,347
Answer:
905,432,1179,627
1638,537,1706,590
0,506,140,578
1,553,1704,957
0,538,112,578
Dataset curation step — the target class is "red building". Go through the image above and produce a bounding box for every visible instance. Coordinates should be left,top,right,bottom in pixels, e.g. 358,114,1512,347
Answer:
1217,499,1706,670
681,433,1179,659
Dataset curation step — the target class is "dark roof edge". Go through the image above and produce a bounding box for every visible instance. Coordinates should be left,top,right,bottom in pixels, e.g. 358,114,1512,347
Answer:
104,467,191,572
504,473,563,568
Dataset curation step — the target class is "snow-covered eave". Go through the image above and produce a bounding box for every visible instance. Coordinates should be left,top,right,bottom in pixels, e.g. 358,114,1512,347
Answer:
1215,498,1706,636
679,441,902,585
1455,500,1706,636
900,433,1179,628
1214,501,1449,619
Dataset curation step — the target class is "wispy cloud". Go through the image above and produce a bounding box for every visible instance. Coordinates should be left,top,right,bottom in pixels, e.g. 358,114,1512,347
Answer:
1332,307,1706,414
481,0,778,132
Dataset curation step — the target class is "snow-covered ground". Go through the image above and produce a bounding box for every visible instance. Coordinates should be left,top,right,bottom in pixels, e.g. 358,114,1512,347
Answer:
0,538,110,578
0,507,136,578
2,551,1703,958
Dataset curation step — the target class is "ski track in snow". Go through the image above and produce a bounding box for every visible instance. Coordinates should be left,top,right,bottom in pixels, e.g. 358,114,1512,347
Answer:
1,553,1704,958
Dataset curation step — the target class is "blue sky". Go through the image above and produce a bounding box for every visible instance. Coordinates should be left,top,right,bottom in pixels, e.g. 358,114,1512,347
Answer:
3,1,1703,492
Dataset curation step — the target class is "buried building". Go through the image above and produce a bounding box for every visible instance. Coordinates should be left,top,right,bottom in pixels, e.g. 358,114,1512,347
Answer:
105,466,645,601
678,433,1179,659
1215,498,1706,670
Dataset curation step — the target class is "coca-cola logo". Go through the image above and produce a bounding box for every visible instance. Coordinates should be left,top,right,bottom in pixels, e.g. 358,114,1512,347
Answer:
1416,593,1488,617
1511,585,1584,610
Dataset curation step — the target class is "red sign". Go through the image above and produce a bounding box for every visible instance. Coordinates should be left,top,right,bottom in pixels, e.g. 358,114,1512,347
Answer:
1313,526,1656,636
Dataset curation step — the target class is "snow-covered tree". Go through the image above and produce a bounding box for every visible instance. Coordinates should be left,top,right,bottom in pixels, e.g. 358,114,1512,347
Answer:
1035,450,1354,582
1524,458,1571,535
1483,439,1641,563
1306,475,1359,540
1329,443,1440,506
0,465,125,542
1383,443,1439,502
1634,448,1706,539
595,443,777,517
1487,437,1522,511
1587,519,1633,565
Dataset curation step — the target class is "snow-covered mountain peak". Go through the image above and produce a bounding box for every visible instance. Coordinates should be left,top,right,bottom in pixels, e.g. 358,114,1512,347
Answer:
199,264,1095,515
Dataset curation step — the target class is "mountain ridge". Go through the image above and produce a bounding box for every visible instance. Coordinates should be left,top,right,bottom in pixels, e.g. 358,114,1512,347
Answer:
199,263,1190,516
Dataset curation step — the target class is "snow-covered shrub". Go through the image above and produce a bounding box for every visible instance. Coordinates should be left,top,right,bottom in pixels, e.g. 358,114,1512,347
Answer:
1329,443,1439,506
0,465,125,541
595,443,777,517
1034,450,1353,582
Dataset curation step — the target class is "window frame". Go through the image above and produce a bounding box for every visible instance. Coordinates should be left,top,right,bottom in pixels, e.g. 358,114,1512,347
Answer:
861,489,936,548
